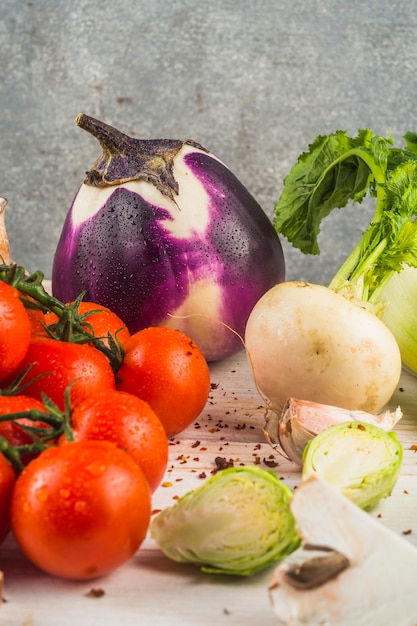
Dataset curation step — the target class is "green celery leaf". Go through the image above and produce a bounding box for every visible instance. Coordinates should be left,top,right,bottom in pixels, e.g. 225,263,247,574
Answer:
403,131,417,156
273,129,384,255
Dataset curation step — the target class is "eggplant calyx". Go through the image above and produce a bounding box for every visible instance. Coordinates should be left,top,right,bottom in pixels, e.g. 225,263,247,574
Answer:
75,113,206,201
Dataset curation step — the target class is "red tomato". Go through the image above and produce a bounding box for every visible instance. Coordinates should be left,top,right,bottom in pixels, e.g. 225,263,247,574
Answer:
27,308,48,335
0,281,31,382
20,295,49,335
0,452,15,545
116,327,211,437
11,335,115,410
11,440,151,580
64,390,168,493
0,395,51,465
44,301,131,349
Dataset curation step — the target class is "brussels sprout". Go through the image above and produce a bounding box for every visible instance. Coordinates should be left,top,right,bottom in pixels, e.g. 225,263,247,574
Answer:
302,421,403,510
150,466,300,576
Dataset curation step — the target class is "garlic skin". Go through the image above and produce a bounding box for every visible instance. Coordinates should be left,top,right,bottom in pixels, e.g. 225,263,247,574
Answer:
268,476,417,626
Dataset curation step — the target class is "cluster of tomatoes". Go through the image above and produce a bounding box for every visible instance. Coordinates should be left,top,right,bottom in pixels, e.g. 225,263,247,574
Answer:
0,277,211,580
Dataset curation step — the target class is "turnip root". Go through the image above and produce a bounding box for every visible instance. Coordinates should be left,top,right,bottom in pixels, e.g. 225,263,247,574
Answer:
244,281,402,414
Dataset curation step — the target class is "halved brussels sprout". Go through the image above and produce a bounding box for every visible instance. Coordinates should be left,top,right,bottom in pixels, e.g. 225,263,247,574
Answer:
150,465,300,576
302,421,403,510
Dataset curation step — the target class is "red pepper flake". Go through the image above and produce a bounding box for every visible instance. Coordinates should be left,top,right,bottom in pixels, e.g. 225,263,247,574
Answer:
175,478,183,482
85,588,105,598
193,457,200,462
209,428,220,433
200,447,207,451
214,456,234,471
151,509,162,515
263,457,279,468
172,495,179,500
211,383,219,389
253,456,261,465
176,454,189,464
198,471,207,479
410,445,417,452
162,481,173,488
404,490,409,495
403,529,413,535
377,513,382,518
191,440,201,448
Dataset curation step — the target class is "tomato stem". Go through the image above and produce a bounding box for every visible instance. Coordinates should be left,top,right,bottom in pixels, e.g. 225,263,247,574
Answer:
0,390,76,472
0,261,124,372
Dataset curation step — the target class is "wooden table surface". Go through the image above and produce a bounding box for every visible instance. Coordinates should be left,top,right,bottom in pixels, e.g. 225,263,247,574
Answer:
1,350,417,626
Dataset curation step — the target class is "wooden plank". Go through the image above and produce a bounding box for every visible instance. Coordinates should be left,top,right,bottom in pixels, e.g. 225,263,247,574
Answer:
0,350,416,625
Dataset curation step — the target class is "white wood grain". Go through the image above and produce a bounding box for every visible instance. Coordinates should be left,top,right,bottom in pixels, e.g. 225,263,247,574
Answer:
1,351,416,625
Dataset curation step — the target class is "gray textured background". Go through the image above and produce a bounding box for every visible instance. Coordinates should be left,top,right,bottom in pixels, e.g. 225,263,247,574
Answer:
1,0,417,283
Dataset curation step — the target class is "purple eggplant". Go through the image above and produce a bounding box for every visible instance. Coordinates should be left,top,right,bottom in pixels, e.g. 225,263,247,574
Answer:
52,114,285,361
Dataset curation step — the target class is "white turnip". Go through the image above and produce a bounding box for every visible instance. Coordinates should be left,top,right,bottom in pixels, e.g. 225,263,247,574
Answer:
244,281,401,413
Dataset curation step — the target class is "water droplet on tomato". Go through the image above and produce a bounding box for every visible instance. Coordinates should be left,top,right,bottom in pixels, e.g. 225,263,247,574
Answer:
74,500,87,513
36,485,49,502
86,460,107,477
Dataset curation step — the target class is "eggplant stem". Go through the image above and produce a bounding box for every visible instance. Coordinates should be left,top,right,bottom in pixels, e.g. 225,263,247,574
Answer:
74,113,205,201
